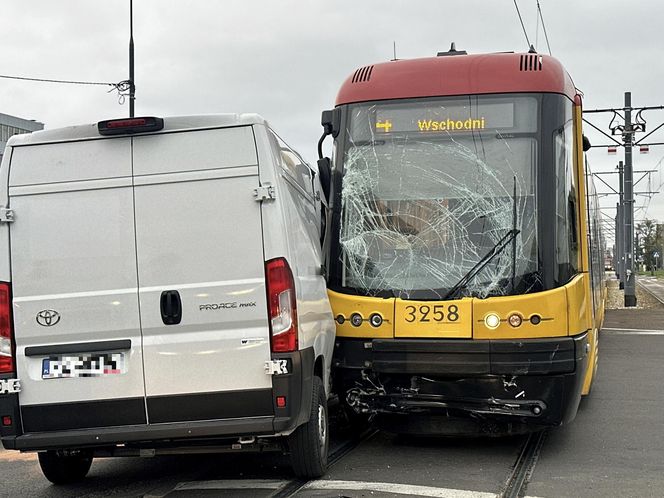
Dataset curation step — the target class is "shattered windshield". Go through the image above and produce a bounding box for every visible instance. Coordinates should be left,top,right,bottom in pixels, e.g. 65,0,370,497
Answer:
338,95,539,299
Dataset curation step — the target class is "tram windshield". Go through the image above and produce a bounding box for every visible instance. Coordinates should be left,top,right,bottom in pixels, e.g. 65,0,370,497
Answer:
337,94,540,299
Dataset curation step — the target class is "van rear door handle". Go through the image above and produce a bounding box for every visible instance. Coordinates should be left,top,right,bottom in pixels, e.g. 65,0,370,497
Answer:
160,290,182,325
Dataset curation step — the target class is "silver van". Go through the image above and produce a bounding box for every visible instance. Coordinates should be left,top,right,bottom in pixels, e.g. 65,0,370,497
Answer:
0,115,335,481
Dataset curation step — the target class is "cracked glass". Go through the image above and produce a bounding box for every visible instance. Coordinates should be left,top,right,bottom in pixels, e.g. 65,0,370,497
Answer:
338,95,540,299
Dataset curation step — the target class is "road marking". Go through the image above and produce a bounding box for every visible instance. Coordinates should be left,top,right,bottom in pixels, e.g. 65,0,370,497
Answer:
173,479,289,491
603,327,664,335
300,480,496,497
0,450,37,462
172,479,497,497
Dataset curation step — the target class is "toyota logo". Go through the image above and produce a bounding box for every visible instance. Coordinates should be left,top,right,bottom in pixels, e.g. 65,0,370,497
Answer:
36,310,61,327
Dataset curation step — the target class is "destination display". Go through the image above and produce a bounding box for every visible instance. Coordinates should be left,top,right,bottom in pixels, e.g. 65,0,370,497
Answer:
374,101,515,134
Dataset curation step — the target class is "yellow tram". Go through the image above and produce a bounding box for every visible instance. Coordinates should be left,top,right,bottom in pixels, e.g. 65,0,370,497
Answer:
317,49,606,434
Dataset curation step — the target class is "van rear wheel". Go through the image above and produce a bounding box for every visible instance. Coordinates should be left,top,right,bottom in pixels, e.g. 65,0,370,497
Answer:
38,450,93,484
288,376,328,478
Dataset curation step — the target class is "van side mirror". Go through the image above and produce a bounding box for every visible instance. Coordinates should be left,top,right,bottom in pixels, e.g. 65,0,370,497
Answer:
582,135,591,152
317,157,332,203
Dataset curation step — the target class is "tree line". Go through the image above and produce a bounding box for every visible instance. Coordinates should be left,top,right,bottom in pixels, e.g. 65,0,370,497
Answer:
636,219,663,273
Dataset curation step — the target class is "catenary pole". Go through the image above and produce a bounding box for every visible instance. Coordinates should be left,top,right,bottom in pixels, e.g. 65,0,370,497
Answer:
614,202,620,278
617,161,624,288
624,93,636,306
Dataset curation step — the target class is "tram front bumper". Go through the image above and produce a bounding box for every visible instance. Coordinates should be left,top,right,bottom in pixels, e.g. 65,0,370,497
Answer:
333,333,590,427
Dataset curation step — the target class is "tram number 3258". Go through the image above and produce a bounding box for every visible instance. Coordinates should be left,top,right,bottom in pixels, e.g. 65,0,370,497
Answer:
404,305,460,323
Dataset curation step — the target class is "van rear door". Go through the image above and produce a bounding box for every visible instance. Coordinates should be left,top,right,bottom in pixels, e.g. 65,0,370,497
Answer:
7,138,147,432
132,126,274,423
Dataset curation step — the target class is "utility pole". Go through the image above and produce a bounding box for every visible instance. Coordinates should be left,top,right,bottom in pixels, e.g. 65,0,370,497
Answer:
623,92,637,307
614,202,619,277
584,95,664,306
129,0,135,118
617,161,624,288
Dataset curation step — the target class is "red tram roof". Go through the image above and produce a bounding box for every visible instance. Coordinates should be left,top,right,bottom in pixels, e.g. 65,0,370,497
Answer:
335,52,577,106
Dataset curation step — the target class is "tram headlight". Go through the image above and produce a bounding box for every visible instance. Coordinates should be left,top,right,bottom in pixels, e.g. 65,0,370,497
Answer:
350,313,363,327
508,313,523,328
484,313,501,329
369,313,383,327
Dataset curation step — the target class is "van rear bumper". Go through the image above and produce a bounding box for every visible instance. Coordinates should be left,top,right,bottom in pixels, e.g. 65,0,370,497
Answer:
3,417,277,451
1,348,314,451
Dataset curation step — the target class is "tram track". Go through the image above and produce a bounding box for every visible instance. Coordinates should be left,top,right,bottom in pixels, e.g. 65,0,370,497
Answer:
500,430,547,498
146,421,546,497
271,426,378,498
636,278,664,305
275,427,546,498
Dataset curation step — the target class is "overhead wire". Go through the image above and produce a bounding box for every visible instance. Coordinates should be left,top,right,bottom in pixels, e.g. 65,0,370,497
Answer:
1,73,115,86
512,0,553,55
642,154,664,219
0,73,131,103
536,0,552,55
512,0,531,49
535,3,540,50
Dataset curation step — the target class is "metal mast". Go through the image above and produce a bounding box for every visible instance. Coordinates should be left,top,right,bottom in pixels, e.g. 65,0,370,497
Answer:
623,93,636,306
617,161,624,288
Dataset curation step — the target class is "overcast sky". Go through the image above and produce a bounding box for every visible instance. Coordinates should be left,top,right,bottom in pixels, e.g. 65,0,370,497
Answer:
2,0,664,246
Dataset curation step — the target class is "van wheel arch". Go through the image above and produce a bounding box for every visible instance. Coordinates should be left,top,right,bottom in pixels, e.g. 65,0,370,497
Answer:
314,354,328,395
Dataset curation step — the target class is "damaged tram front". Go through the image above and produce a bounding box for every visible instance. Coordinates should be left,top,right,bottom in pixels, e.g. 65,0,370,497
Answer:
318,50,605,434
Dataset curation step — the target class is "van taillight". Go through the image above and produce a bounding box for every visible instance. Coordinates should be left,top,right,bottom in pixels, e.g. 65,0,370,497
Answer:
265,258,298,353
0,282,14,374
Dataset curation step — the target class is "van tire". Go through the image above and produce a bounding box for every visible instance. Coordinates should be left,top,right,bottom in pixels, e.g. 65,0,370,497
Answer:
38,450,93,484
288,376,328,478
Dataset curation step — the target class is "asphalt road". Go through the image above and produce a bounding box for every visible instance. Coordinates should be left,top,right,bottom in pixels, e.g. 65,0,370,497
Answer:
2,308,663,497
526,309,664,498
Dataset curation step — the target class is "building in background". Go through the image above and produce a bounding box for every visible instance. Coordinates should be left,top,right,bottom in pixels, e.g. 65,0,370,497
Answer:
0,113,44,162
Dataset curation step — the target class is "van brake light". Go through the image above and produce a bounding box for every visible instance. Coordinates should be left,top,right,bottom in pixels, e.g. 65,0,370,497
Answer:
0,282,14,374
265,258,298,353
98,117,164,136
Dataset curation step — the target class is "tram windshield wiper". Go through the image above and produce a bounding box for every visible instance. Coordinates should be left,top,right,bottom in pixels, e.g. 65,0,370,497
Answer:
442,228,520,300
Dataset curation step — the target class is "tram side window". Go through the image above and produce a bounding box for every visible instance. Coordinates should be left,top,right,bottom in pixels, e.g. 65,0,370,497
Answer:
554,115,579,284
586,165,605,303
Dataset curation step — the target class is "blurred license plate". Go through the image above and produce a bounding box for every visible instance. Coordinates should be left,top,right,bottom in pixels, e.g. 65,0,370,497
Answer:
42,353,125,379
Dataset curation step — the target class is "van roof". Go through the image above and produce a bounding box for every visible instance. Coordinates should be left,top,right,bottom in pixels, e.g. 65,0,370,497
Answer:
7,113,268,147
